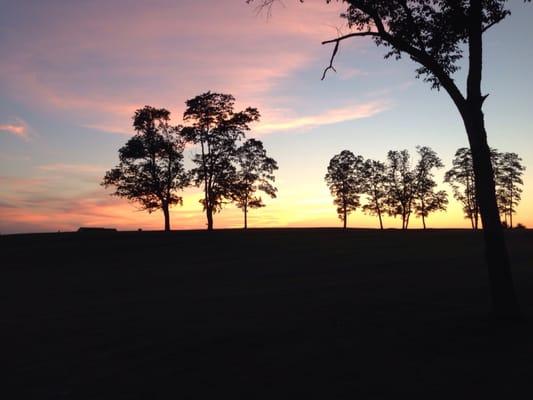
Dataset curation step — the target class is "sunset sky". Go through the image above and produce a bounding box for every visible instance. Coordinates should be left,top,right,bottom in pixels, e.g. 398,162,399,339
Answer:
1,0,532,234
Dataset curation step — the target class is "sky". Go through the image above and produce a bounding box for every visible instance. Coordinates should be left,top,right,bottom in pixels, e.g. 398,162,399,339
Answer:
1,0,532,233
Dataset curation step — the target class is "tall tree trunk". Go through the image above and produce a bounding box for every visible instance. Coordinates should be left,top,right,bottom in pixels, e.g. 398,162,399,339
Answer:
460,0,519,318
463,109,519,318
244,203,248,230
162,203,170,232
377,210,383,230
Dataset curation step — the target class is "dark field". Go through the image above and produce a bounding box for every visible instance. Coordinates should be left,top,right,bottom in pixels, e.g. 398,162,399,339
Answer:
2,228,533,398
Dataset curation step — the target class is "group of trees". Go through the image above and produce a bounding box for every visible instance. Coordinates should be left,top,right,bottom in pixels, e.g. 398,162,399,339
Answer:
326,146,448,229
445,148,525,229
101,1,530,316
102,92,278,231
249,0,530,327
326,146,525,230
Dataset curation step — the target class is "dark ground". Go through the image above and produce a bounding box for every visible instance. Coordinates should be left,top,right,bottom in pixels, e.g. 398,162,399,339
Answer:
2,228,533,398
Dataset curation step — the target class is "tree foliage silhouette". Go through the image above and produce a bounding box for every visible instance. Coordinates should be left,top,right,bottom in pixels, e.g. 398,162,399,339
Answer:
413,146,448,229
102,106,189,231
232,138,278,229
494,152,525,228
181,92,260,230
447,148,525,229
386,150,416,230
248,0,532,317
360,159,387,230
444,148,480,230
325,150,364,228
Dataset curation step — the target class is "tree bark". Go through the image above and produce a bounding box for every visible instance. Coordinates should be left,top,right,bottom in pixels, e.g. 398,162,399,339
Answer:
377,210,383,230
244,203,248,230
162,203,170,232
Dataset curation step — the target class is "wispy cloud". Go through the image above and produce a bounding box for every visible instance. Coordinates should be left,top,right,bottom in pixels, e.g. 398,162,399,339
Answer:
0,119,29,140
0,1,357,136
37,163,106,174
255,100,391,134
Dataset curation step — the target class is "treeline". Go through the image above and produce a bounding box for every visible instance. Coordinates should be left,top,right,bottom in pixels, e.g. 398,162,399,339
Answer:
102,92,278,231
326,147,525,230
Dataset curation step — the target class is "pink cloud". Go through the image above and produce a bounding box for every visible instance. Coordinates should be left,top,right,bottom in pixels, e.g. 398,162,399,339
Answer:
0,1,363,136
255,100,390,134
0,119,29,140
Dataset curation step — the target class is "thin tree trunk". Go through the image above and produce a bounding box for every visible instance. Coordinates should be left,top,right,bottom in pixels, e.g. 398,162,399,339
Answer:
244,203,248,230
162,203,170,232
200,128,212,231
421,200,426,229
509,188,513,228
343,207,347,229
374,193,383,230
206,206,214,231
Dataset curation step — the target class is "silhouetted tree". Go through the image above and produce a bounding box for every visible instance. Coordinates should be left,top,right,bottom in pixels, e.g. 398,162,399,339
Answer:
231,138,278,229
445,147,505,230
494,152,525,228
445,148,479,229
413,146,448,229
360,159,387,230
386,150,416,230
325,150,364,228
181,92,260,230
249,0,530,317
102,106,189,231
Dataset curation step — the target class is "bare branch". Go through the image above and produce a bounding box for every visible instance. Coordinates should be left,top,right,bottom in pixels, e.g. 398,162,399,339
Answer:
321,31,380,46
321,31,379,80
321,40,338,80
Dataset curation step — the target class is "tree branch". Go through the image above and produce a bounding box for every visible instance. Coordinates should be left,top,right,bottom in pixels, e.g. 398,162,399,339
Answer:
321,31,379,80
482,14,507,33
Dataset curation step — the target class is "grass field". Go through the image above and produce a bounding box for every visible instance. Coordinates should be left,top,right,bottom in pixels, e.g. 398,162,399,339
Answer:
2,228,533,398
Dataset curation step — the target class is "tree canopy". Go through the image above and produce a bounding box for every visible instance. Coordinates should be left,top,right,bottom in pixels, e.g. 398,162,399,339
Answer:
325,150,364,228
232,138,278,229
102,106,189,231
181,92,260,230
413,146,448,229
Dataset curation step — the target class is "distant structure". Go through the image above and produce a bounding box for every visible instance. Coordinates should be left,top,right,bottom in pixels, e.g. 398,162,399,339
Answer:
77,227,117,233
